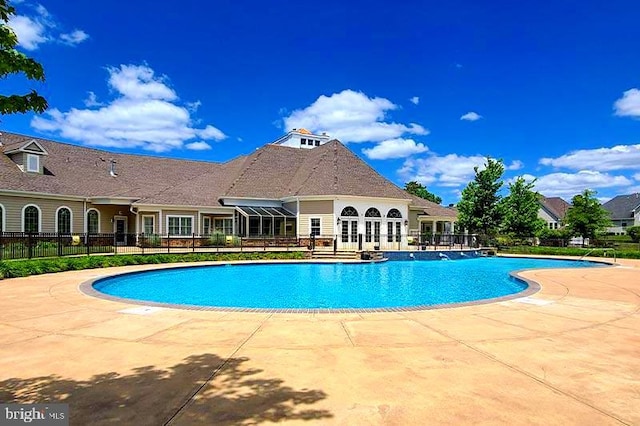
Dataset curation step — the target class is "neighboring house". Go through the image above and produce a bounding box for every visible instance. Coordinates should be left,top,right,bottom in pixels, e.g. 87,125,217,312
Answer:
538,196,570,230
602,193,640,235
0,129,457,251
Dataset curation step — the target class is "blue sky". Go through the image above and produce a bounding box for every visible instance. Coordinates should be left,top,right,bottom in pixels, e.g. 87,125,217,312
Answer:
3,0,640,205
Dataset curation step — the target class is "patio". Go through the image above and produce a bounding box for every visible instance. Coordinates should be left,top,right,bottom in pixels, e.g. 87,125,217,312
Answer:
0,257,638,425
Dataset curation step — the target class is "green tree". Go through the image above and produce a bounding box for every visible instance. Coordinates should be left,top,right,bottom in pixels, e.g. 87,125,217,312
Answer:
626,226,640,243
404,181,442,204
0,0,48,115
457,158,505,236
500,177,545,237
564,189,611,244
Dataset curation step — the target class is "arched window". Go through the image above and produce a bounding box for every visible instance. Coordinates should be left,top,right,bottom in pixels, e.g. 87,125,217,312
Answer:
340,206,359,217
22,205,40,233
87,209,100,234
56,207,72,234
364,207,381,217
387,208,402,218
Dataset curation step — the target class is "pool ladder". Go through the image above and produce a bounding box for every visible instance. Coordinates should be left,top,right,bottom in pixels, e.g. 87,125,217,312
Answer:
579,248,616,263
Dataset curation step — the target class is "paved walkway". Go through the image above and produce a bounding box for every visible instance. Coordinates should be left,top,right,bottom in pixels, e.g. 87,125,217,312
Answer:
0,257,638,425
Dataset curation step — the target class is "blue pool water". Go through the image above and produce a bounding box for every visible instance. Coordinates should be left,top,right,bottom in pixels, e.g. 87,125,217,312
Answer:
92,257,603,310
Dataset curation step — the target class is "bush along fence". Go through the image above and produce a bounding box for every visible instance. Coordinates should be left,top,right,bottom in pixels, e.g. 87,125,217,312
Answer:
0,232,482,260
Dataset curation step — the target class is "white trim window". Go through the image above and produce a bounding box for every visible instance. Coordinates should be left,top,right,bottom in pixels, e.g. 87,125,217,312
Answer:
87,209,100,234
22,204,41,233
142,215,155,235
167,215,193,236
310,218,321,236
0,203,4,233
214,218,233,235
26,153,40,173
203,217,211,235
56,206,73,234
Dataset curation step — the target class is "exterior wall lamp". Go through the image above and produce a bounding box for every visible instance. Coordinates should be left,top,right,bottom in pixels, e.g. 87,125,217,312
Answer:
336,218,341,225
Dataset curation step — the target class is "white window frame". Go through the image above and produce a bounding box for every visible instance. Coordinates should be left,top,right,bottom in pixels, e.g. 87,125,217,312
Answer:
142,215,155,235
203,217,211,235
55,206,73,234
309,217,321,236
26,153,40,173
86,208,101,234
166,215,194,236
213,217,233,235
0,203,5,233
21,204,42,233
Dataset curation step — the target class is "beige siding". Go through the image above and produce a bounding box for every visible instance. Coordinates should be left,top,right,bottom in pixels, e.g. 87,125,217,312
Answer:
298,213,333,236
0,195,84,232
299,200,333,215
160,209,198,234
408,209,420,231
86,204,134,234
138,211,160,234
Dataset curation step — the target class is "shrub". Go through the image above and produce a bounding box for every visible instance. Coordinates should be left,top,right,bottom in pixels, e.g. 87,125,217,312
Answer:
0,251,307,279
208,233,226,246
627,226,640,243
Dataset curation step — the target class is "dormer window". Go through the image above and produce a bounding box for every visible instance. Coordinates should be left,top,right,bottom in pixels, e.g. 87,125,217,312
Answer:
5,139,48,174
26,153,40,173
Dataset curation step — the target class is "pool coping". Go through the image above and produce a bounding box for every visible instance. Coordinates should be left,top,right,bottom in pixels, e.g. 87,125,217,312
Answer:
77,256,611,313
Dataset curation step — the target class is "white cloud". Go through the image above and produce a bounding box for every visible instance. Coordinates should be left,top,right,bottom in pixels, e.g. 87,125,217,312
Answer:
399,155,524,188
186,100,202,112
60,29,89,45
399,154,488,187
83,91,104,107
614,88,640,118
460,112,482,121
8,15,47,50
540,144,640,171
283,89,429,143
634,173,640,181
506,160,524,170
7,4,88,50
519,171,633,199
32,64,226,153
362,138,428,160
185,141,212,151
409,96,420,105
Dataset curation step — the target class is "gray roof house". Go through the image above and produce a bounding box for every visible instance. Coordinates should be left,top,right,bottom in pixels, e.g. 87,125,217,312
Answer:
602,193,640,234
0,129,456,251
538,196,571,230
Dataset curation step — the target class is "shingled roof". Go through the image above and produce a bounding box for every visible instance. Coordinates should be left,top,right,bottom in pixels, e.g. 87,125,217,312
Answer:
602,193,640,219
539,196,570,221
0,132,456,216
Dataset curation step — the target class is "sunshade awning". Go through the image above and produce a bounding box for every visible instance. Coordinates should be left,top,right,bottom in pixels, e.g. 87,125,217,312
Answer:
236,206,295,218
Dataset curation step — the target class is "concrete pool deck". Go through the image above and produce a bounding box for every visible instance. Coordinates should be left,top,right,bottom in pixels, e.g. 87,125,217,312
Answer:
0,256,638,425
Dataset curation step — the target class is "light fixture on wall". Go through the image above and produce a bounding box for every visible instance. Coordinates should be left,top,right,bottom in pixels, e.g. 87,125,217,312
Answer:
404,220,409,226
336,218,341,225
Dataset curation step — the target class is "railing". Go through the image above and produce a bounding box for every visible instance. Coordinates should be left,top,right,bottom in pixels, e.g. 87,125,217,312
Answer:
0,232,303,260
0,232,482,260
308,233,480,251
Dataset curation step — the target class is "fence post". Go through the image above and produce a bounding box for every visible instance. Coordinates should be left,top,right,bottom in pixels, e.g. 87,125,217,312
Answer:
114,234,118,255
27,232,33,259
167,236,170,254
192,233,195,252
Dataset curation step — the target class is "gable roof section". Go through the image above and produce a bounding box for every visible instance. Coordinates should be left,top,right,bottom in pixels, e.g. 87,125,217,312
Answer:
603,193,640,219
4,138,49,156
539,196,570,221
0,132,217,200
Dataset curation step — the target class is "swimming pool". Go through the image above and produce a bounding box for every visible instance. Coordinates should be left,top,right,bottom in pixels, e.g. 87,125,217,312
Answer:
89,257,605,311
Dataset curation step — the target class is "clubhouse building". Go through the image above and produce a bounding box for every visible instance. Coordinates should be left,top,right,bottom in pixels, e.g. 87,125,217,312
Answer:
0,129,457,251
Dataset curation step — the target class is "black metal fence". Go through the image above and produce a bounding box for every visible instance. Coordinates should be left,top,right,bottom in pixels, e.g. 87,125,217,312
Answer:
0,232,303,260
307,233,480,251
0,232,484,260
